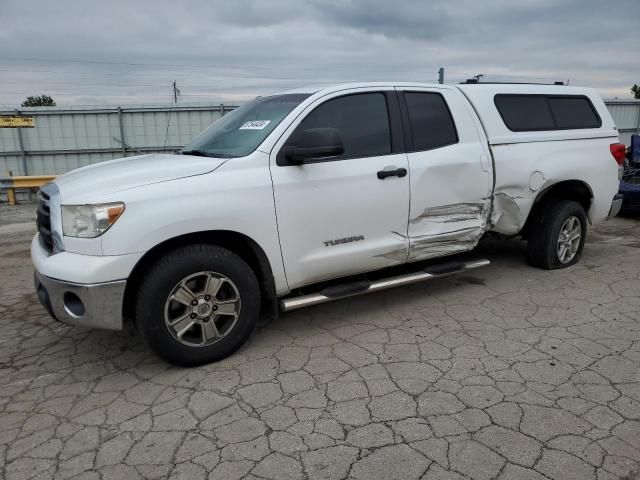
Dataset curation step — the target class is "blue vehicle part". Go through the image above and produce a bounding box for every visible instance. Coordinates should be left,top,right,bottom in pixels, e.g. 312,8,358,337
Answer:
619,135,640,211
632,135,640,165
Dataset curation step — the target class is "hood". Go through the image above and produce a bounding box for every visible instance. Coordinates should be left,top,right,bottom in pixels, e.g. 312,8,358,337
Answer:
54,154,227,203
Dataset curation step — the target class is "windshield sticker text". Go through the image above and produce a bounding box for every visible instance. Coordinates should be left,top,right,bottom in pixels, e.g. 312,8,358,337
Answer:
239,120,271,130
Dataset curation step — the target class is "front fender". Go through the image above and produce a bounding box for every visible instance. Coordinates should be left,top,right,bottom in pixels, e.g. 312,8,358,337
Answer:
98,153,289,293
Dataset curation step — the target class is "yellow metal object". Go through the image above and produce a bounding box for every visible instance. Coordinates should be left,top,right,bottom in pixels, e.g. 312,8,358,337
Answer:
0,116,35,128
11,175,56,189
5,175,56,205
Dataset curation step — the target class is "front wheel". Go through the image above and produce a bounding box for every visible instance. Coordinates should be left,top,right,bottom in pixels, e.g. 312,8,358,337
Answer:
135,244,260,366
526,200,587,269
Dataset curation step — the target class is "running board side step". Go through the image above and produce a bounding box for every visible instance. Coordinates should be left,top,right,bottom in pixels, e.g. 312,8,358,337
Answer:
280,258,490,312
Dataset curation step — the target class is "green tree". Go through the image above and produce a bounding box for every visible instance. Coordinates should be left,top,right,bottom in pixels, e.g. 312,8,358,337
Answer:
21,95,56,107
632,84,640,99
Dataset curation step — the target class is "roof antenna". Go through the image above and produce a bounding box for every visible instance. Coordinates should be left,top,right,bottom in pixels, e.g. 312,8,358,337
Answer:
463,74,483,84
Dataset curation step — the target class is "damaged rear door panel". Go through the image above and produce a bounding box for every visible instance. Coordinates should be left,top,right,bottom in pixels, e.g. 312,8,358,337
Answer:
396,87,493,262
458,84,620,232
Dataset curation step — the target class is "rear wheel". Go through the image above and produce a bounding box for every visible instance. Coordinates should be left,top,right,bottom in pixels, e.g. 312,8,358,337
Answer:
526,200,587,269
135,244,260,366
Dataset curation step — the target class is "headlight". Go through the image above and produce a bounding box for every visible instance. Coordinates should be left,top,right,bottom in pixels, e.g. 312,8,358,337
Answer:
61,203,125,238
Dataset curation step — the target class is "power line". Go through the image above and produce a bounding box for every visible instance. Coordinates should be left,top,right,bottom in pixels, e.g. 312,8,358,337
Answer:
0,91,245,97
0,56,446,74
0,67,447,83
0,67,283,80
0,62,474,104
0,78,316,88
0,56,273,71
0,75,453,93
0,80,187,88
0,67,339,81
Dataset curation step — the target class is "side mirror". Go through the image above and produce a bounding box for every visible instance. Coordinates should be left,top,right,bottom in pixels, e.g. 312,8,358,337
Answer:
282,128,344,165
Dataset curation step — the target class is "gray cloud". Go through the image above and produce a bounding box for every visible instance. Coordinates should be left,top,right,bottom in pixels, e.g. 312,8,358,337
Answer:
0,0,637,107
311,0,452,40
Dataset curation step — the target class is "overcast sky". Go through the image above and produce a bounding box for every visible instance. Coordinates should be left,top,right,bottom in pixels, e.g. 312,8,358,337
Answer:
0,0,638,107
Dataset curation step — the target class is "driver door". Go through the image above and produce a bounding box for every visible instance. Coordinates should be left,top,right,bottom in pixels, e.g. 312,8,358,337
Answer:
270,88,410,289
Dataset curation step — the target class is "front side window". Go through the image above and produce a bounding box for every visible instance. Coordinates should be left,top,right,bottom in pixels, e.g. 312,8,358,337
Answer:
289,93,391,160
182,93,310,158
404,92,458,151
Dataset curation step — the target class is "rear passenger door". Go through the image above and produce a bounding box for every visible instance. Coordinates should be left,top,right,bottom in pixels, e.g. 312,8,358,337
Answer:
398,88,493,261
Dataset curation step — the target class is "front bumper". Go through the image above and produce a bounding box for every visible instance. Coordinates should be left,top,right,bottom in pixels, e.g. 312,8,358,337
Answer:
30,233,144,330
34,270,126,330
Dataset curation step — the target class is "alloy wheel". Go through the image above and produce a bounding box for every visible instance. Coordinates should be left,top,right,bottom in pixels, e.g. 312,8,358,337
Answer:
164,271,241,347
557,216,582,264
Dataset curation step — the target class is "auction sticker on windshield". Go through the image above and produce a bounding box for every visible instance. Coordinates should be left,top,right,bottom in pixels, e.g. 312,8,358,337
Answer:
239,120,271,130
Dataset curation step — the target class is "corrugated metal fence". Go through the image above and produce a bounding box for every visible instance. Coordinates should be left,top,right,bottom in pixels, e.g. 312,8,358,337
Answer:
1,99,639,177
0,103,236,176
606,99,640,146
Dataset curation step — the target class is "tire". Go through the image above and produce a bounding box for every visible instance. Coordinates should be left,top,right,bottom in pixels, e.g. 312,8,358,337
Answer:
135,244,260,366
526,200,587,270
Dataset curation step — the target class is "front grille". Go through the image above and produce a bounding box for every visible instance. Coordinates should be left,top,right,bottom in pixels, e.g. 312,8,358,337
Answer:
37,190,54,254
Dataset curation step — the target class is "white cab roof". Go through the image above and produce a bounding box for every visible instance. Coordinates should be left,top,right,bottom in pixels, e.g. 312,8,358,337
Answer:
281,82,450,96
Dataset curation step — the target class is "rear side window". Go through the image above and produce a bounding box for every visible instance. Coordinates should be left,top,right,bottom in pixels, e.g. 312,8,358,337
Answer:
495,94,601,131
548,97,601,129
404,92,458,151
494,96,554,131
292,93,391,160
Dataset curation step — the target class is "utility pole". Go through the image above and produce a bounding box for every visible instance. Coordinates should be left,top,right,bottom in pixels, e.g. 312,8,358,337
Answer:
164,81,180,151
438,67,445,84
172,80,180,104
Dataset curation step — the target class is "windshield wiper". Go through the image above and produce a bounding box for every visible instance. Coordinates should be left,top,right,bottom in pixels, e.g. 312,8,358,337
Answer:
181,149,237,159
181,149,212,157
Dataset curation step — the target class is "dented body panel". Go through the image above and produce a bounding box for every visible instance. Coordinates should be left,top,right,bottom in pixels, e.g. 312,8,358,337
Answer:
458,83,619,235
488,137,618,234
266,82,619,288
402,86,493,262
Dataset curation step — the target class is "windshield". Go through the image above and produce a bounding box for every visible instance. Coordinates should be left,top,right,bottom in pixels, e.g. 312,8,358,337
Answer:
182,93,311,158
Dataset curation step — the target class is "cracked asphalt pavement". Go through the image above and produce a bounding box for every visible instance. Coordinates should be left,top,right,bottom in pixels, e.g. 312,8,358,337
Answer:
1,203,640,480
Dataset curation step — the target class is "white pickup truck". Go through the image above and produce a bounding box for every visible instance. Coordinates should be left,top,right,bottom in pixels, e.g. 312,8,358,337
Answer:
32,82,624,366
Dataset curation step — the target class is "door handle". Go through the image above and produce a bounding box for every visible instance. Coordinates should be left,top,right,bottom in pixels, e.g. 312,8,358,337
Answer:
377,167,407,180
480,154,490,172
